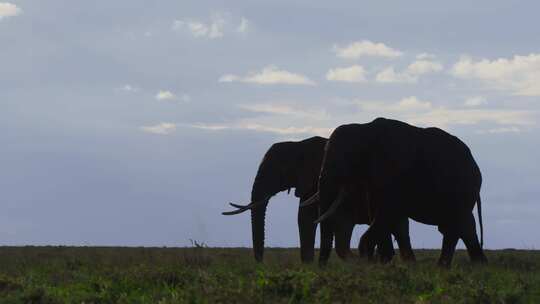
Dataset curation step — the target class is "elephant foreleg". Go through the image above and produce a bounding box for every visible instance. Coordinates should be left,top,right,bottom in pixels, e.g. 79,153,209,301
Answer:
359,203,395,262
392,218,415,262
358,226,376,260
298,204,318,263
376,233,395,263
335,222,355,260
318,219,334,266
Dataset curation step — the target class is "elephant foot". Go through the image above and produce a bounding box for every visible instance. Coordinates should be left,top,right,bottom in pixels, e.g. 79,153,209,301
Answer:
378,255,393,264
399,252,416,263
437,258,452,269
471,254,488,265
336,249,355,261
358,238,375,261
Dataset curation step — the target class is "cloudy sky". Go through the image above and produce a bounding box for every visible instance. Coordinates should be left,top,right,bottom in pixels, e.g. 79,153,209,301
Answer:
2,0,539,249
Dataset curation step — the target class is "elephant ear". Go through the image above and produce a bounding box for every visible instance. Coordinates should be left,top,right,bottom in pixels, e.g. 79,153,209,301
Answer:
295,146,325,199
369,118,421,189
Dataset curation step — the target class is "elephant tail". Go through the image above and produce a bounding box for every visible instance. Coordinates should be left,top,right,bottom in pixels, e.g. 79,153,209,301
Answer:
477,194,484,248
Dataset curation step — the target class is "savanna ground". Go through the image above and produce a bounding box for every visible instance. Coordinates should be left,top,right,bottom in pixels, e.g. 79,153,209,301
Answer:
0,246,538,303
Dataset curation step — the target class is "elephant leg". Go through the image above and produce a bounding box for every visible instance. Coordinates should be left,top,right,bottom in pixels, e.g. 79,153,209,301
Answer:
437,226,459,268
298,204,318,263
335,222,355,260
358,227,376,260
459,212,487,264
392,218,415,262
359,199,395,262
359,223,393,262
376,232,394,263
318,219,334,267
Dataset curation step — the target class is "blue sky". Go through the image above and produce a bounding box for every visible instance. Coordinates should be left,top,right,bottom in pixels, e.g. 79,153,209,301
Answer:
1,0,539,249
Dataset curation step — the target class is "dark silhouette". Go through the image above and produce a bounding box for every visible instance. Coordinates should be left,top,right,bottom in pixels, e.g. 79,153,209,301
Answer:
310,117,486,267
222,136,415,264
222,137,326,262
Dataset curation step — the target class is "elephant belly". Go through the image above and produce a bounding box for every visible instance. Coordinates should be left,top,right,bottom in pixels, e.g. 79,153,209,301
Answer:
397,184,453,226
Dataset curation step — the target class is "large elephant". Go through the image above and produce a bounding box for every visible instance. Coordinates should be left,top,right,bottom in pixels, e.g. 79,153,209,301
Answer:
311,117,486,267
222,136,415,264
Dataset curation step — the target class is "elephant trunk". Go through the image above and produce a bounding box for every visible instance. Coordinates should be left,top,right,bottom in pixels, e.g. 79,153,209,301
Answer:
250,174,275,262
251,201,268,262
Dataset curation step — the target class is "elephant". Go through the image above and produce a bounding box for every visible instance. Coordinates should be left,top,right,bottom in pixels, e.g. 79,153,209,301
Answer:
222,136,415,264
309,117,486,267
222,136,327,263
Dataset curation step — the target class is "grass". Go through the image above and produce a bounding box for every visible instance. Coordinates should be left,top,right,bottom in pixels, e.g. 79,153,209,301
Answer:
0,246,539,303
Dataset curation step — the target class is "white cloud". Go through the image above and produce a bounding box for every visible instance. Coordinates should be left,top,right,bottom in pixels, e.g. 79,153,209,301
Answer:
376,60,443,83
179,93,191,102
172,14,226,39
351,96,534,128
237,17,249,33
450,54,540,96
238,103,328,119
356,96,433,112
406,60,443,75
416,53,436,60
476,127,521,134
156,90,176,100
117,84,139,93
407,109,535,127
189,122,332,137
0,2,21,19
375,67,416,83
464,96,487,107
188,93,535,139
326,65,367,83
219,65,315,85
141,123,177,135
219,74,238,82
333,40,402,59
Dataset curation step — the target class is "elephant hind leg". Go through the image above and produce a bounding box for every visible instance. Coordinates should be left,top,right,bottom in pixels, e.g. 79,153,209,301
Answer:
460,212,487,264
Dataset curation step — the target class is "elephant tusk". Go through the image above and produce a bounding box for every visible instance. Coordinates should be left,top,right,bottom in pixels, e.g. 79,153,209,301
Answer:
221,197,270,215
299,192,319,207
221,208,250,216
314,188,346,224
229,202,249,209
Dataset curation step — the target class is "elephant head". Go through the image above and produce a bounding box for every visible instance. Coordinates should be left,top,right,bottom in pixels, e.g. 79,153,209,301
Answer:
223,136,327,262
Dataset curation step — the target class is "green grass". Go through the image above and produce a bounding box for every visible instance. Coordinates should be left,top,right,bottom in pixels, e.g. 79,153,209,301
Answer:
0,247,539,303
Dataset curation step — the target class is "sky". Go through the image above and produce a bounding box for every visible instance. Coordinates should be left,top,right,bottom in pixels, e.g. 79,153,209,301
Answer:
1,0,540,249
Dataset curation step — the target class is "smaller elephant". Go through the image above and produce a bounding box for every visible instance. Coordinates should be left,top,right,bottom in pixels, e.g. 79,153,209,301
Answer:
222,136,329,263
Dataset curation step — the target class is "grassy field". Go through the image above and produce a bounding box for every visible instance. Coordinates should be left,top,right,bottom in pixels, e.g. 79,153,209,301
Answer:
0,246,538,303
